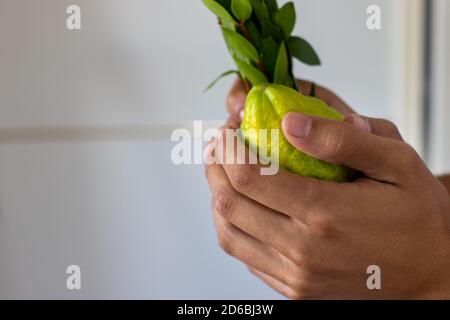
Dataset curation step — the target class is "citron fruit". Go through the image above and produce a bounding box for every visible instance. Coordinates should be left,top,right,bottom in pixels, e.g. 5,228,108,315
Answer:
240,84,352,182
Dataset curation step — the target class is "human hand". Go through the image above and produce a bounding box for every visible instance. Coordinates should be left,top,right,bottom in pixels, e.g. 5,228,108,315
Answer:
438,175,450,196
226,78,355,129
205,104,450,299
228,78,450,194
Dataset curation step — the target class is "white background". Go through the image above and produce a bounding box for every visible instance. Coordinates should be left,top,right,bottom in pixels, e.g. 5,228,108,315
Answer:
430,0,450,174
0,0,441,299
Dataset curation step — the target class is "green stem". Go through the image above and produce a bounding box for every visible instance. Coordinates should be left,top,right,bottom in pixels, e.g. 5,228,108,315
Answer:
238,21,253,43
239,21,269,81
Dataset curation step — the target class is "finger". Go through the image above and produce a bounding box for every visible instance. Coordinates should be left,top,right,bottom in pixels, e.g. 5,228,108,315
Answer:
227,78,247,122
249,267,299,299
295,80,402,141
296,79,355,116
345,114,403,141
282,112,417,184
216,126,339,221
206,160,300,260
213,212,292,286
369,118,403,140
225,116,240,130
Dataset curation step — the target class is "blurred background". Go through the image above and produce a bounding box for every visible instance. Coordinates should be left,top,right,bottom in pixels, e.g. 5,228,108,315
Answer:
0,0,448,299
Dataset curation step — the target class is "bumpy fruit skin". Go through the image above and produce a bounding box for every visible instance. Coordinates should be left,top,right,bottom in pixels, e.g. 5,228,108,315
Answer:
240,84,351,182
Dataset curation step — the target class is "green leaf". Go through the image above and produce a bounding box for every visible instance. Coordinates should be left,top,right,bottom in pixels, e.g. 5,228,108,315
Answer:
261,37,278,81
285,74,295,88
233,56,267,86
204,70,240,92
231,0,252,21
247,20,263,51
248,0,270,23
261,19,283,43
288,36,321,65
216,0,232,11
202,0,236,30
264,0,278,12
273,42,289,85
273,2,296,39
222,28,259,63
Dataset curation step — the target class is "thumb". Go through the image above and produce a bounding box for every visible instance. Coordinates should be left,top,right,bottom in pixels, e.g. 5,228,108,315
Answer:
281,112,415,183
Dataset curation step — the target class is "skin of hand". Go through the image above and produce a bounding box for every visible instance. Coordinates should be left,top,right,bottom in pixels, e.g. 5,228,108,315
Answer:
439,175,450,195
205,79,450,299
227,79,450,195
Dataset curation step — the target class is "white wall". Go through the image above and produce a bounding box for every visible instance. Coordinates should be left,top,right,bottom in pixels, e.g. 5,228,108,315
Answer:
0,0,406,299
430,0,450,174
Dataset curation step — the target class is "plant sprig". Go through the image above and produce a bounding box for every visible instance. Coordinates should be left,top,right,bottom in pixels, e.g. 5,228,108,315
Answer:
203,0,321,93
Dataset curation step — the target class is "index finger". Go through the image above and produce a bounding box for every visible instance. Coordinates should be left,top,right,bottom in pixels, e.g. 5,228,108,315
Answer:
226,78,247,122
215,127,341,221
296,79,355,116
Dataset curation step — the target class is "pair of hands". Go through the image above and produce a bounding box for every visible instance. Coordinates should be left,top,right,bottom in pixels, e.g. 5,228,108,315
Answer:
205,79,450,299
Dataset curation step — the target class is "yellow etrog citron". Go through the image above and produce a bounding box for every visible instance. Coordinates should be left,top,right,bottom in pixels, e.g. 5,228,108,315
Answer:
240,84,351,182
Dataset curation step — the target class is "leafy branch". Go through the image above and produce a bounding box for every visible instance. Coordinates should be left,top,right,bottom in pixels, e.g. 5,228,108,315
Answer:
202,0,321,93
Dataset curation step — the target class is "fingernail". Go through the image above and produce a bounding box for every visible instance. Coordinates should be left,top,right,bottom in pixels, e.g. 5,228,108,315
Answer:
349,114,372,133
239,109,245,121
284,113,313,139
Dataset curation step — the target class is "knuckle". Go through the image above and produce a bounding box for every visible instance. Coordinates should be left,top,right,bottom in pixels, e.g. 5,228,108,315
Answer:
287,277,311,299
287,276,304,294
399,144,422,170
229,165,256,192
287,266,317,299
281,253,315,299
217,229,234,256
382,120,402,139
289,241,315,272
320,125,355,162
290,248,306,269
213,188,237,219
307,214,335,238
288,283,314,300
